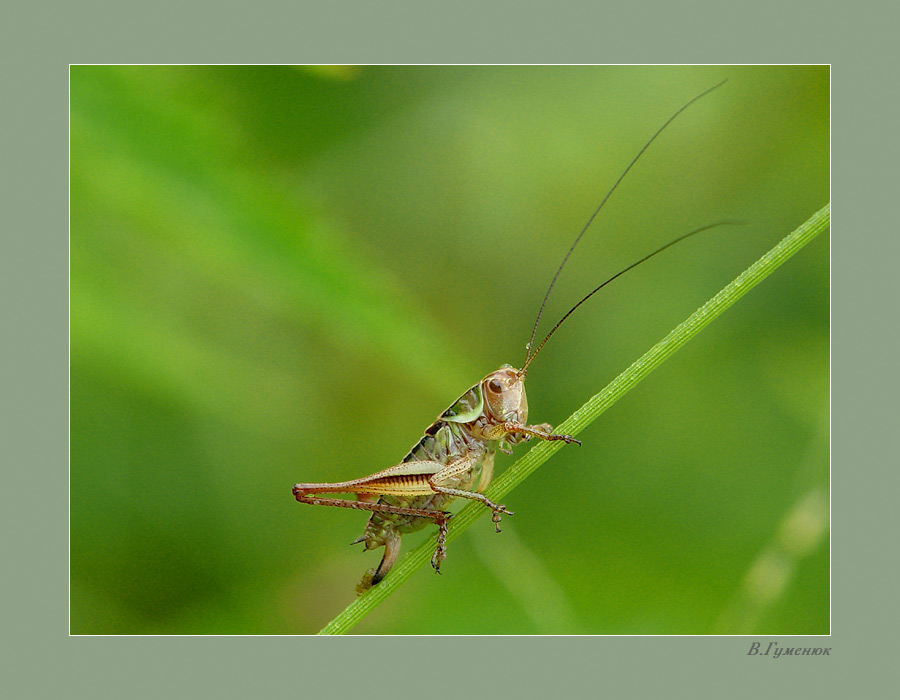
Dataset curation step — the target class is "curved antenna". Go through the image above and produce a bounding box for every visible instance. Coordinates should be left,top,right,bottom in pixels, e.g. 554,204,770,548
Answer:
523,79,728,367
520,221,743,372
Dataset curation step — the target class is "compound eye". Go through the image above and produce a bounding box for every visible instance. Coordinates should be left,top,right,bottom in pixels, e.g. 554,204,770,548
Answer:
488,379,503,394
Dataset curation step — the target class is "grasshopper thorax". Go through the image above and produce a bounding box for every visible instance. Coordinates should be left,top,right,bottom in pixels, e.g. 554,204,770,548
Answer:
481,365,528,425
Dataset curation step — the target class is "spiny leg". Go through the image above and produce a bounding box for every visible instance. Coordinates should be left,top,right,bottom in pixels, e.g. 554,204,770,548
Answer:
509,422,581,445
294,491,449,521
294,490,456,586
476,420,581,446
431,514,451,573
427,482,514,532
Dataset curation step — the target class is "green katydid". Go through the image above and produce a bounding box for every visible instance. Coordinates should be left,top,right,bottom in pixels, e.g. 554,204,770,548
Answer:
292,80,733,594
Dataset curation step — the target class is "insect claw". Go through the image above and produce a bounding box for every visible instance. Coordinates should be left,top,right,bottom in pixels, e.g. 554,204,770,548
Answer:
492,506,514,533
431,549,446,573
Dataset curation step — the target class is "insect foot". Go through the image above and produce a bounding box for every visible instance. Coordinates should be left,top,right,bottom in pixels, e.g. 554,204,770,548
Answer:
490,504,514,533
431,515,452,574
531,422,581,446
554,434,581,446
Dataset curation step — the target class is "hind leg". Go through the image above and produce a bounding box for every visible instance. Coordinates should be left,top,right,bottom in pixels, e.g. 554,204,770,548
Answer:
430,513,453,573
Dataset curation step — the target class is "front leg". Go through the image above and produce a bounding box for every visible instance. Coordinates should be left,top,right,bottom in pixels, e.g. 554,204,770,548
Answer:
476,421,581,446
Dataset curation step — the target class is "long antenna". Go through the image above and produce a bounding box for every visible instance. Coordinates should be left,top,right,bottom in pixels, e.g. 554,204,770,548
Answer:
523,79,728,367
520,221,742,372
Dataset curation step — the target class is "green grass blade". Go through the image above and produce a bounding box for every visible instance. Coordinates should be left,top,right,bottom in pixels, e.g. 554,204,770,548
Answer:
318,203,830,635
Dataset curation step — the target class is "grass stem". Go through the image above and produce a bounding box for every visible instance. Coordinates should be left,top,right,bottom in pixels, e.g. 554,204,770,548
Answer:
318,203,830,635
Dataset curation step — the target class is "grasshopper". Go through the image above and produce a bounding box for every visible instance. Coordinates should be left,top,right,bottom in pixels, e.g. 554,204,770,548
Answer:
292,80,730,594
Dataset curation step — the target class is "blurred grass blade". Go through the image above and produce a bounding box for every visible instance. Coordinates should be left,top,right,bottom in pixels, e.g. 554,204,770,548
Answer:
318,203,830,635
71,66,473,416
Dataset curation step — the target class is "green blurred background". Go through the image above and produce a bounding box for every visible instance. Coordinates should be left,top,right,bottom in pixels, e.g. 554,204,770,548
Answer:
70,65,829,635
